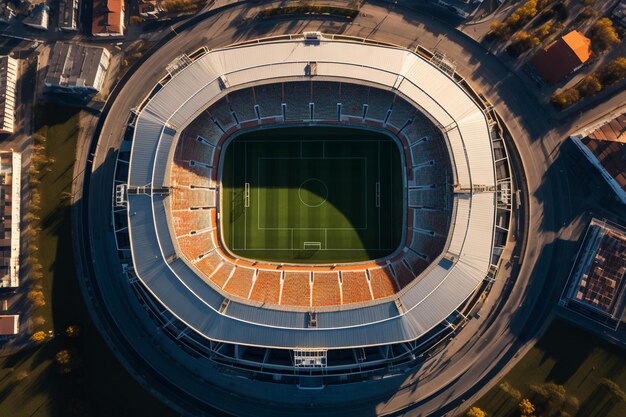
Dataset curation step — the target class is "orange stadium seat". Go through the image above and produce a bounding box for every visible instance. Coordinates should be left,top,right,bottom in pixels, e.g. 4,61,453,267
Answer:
249,270,282,304
170,162,212,188
281,272,311,307
392,261,415,289
177,232,213,261
340,271,372,304
195,250,223,277
312,272,341,306
209,262,235,288
368,266,398,299
224,267,255,298
172,208,213,236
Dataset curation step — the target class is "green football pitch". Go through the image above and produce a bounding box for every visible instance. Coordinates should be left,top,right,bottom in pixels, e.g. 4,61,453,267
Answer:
220,127,404,263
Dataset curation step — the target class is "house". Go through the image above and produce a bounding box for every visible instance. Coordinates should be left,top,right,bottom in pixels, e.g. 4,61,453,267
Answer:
0,152,21,289
0,315,19,337
59,0,80,32
44,43,111,95
23,3,49,31
530,30,592,84
92,0,125,37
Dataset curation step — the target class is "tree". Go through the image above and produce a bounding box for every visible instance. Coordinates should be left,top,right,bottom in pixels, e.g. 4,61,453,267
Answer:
466,406,487,417
551,88,580,109
530,383,566,416
590,18,620,52
65,325,81,338
30,331,47,343
598,57,626,86
27,290,46,307
507,32,540,56
576,75,602,97
518,398,536,416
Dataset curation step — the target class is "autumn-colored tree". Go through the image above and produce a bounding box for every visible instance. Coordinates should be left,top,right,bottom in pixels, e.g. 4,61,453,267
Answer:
27,290,46,307
65,325,81,338
30,331,47,343
466,406,487,417
518,398,536,416
576,75,602,97
551,88,581,109
507,31,540,56
598,57,626,86
590,18,620,52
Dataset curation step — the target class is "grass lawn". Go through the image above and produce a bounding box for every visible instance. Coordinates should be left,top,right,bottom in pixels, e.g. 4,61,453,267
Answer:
473,319,626,417
221,127,404,263
0,106,177,417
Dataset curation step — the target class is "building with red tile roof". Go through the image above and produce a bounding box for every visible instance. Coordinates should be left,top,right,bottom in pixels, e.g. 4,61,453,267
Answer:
530,30,592,84
571,112,626,204
0,315,19,337
92,0,125,37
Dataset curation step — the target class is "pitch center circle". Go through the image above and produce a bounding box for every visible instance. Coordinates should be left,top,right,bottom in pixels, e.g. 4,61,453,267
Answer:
298,178,328,208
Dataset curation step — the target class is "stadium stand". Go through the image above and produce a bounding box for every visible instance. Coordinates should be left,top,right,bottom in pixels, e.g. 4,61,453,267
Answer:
249,270,282,304
413,208,449,236
340,271,373,304
410,164,448,188
254,83,283,119
339,83,369,118
409,137,446,167
281,272,311,306
177,134,216,165
170,162,212,188
368,266,398,298
312,272,341,306
209,262,235,288
410,231,445,261
284,81,312,120
387,97,417,129
227,88,257,123
405,250,429,276
208,98,236,130
172,208,213,236
223,267,255,298
392,260,416,289
312,81,340,120
170,188,216,210
183,114,223,145
408,186,447,210
178,232,214,261
365,87,394,122
195,250,223,275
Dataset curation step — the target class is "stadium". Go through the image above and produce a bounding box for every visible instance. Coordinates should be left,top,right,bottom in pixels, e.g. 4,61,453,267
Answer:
106,33,514,411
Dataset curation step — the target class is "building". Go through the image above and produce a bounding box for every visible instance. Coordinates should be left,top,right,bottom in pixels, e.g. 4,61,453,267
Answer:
0,315,19,337
570,113,626,205
92,0,125,37
530,30,592,84
561,219,626,330
0,56,17,134
44,43,111,95
0,152,20,289
138,0,162,18
23,3,49,31
613,0,626,28
59,0,80,32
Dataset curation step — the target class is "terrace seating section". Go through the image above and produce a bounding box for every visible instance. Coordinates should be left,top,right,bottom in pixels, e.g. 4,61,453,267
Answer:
284,81,312,120
339,83,369,118
227,88,257,123
367,266,398,299
405,250,430,277
207,98,236,131
410,162,449,188
281,272,311,306
312,272,341,306
364,87,394,122
413,208,449,236
176,134,216,166
172,208,213,236
249,270,282,304
209,262,236,288
254,83,283,119
410,230,446,261
392,260,416,289
170,163,212,188
183,113,223,146
178,232,214,261
409,137,447,167
195,250,224,276
340,271,372,304
223,267,255,298
387,97,417,130
408,186,447,210
170,188,216,210
402,112,441,145
312,81,340,120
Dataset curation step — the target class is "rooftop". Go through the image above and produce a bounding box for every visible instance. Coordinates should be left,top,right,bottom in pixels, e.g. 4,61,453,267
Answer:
45,43,111,92
530,30,592,84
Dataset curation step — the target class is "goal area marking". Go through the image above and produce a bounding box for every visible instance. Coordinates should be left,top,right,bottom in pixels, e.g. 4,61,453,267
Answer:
303,242,322,250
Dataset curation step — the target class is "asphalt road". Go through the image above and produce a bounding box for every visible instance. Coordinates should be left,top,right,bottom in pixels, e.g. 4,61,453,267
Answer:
72,2,626,416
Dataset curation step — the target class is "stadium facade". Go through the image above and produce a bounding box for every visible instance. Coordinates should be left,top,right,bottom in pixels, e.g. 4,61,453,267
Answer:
112,34,513,392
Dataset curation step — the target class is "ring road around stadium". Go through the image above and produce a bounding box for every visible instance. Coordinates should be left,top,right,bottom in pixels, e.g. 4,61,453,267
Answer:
107,33,514,412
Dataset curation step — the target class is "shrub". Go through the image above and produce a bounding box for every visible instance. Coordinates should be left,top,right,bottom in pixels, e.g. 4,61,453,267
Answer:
551,88,581,108
598,57,626,85
30,331,47,343
466,406,487,417
576,75,602,97
27,290,46,307
518,398,536,416
65,325,81,338
590,18,620,52
507,32,540,56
